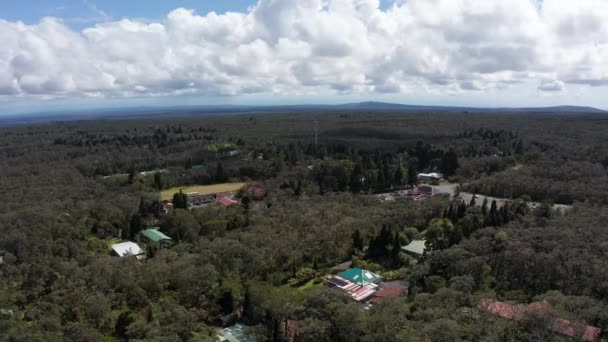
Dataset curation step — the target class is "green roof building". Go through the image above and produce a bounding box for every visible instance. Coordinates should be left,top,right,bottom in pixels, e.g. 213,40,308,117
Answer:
141,229,172,243
402,240,427,256
338,268,382,285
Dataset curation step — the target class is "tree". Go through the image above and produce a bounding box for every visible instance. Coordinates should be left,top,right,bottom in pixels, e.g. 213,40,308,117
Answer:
154,172,163,190
215,162,227,182
440,148,459,176
129,213,144,240
172,190,188,210
407,160,418,187
352,229,364,252
394,163,405,187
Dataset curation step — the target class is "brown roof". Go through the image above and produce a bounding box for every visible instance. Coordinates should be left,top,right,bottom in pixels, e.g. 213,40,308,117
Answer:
370,288,404,304
217,197,238,207
247,185,267,198
478,299,601,342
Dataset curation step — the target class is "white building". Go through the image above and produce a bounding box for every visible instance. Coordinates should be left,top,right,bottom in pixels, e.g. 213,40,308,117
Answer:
417,172,444,182
111,241,145,259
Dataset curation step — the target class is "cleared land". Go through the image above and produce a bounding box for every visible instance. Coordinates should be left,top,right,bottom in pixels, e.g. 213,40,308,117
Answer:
160,182,247,200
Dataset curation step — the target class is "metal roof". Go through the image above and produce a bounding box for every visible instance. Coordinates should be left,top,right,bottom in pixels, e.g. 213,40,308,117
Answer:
338,268,382,285
402,240,427,255
111,241,144,258
141,229,172,242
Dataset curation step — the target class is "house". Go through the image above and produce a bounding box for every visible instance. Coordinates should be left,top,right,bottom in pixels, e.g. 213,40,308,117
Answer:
111,241,145,259
325,275,377,302
338,268,383,286
418,185,435,196
217,323,255,342
418,172,443,182
141,228,172,244
402,240,427,256
187,193,216,206
369,287,405,304
247,185,267,200
478,299,601,342
217,197,239,207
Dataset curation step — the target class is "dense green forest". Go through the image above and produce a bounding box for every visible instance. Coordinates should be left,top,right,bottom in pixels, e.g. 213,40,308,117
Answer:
1,111,608,341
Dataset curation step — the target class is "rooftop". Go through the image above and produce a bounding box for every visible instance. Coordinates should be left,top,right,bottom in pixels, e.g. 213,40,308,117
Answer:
369,287,405,304
478,299,601,342
111,241,145,258
141,229,172,243
402,240,427,255
338,268,382,285
217,197,239,207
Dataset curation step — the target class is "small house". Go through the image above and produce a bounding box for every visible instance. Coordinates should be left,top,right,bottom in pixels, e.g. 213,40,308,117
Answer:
111,241,145,259
141,229,172,244
217,197,239,207
402,240,427,256
247,185,267,200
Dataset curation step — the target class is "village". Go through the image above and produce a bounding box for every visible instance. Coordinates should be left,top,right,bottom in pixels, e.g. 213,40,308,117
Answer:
104,170,593,342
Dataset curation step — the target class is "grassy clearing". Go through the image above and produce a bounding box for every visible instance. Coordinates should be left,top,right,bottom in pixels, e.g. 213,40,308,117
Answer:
294,279,324,294
160,182,248,200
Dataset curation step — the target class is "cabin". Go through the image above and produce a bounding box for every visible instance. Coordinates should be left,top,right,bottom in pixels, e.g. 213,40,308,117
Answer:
402,240,427,257
141,228,172,245
218,196,239,207
111,241,145,259
247,185,268,200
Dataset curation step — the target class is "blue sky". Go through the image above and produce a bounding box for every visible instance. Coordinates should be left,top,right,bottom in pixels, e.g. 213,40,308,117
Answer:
1,0,396,29
1,0,607,115
1,0,258,29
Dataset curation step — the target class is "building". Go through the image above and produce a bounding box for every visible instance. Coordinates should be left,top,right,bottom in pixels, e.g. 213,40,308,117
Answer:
369,287,405,304
402,240,427,256
338,268,383,286
478,299,601,342
217,197,239,207
217,323,255,342
141,228,172,244
186,193,216,206
247,185,268,200
325,268,383,302
111,241,145,259
418,172,444,182
418,185,435,196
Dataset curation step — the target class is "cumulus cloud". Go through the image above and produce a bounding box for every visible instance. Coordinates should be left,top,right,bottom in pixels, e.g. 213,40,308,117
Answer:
538,79,565,92
1,0,608,100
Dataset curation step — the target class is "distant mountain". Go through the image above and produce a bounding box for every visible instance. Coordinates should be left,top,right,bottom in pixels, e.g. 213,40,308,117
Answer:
334,101,607,113
1,102,605,126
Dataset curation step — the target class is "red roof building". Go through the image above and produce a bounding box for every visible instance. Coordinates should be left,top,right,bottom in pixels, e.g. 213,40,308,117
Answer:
478,299,601,342
247,185,267,199
369,287,405,304
217,197,238,207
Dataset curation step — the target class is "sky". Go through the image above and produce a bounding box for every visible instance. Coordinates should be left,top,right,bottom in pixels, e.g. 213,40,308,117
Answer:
2,0,608,115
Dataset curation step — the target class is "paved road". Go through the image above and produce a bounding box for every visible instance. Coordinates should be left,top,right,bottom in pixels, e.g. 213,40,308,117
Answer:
429,182,573,212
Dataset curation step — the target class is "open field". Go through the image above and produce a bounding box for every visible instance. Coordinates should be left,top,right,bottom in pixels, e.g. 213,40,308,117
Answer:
160,182,247,200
